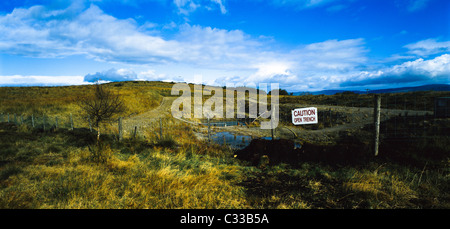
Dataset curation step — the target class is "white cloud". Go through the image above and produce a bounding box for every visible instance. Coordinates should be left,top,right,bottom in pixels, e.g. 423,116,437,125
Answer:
294,38,368,71
173,0,227,15
211,0,227,14
0,75,86,86
228,61,298,87
404,38,450,57
0,4,183,63
215,38,368,91
175,24,266,68
342,54,450,87
0,4,262,68
137,69,184,82
173,0,199,15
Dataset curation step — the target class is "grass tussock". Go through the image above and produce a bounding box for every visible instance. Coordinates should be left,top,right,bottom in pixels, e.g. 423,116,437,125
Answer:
1,120,449,209
0,122,247,209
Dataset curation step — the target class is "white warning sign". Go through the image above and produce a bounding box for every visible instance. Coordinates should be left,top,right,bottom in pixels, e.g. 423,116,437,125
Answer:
292,107,318,125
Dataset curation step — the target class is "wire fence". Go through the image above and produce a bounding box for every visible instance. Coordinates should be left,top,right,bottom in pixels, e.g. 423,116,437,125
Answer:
280,93,450,141
0,112,167,141
0,113,80,131
1,93,449,143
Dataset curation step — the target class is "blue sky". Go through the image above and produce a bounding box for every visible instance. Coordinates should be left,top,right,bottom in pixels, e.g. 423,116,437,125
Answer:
0,0,448,91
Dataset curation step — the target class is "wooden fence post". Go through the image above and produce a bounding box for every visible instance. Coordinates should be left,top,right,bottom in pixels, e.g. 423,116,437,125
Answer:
118,117,123,141
374,95,381,156
70,113,74,131
271,109,275,140
159,118,163,139
43,115,46,131
133,126,137,139
31,114,35,128
329,109,332,127
55,116,58,129
271,118,274,140
207,116,211,142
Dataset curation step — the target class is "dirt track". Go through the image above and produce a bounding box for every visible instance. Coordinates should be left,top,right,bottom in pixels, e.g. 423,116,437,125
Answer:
121,97,432,143
121,97,176,136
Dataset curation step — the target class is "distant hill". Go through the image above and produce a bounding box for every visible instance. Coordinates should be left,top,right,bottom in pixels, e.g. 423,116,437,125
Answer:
292,84,450,95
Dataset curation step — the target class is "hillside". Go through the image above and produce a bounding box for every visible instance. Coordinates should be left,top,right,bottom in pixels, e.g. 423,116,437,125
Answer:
0,80,449,209
0,81,173,117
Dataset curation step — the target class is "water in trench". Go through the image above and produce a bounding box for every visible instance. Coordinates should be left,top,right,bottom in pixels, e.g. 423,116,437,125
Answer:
210,131,301,149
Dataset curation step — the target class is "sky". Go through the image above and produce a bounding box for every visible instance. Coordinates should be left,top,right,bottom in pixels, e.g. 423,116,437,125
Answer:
0,0,449,91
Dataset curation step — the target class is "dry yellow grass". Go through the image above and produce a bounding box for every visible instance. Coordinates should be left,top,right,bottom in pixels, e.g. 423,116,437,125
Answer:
0,82,164,124
0,145,248,209
0,120,249,209
343,170,418,208
0,81,448,209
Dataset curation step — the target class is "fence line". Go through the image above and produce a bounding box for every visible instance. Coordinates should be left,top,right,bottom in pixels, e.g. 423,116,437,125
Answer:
1,93,448,143
277,93,450,144
0,112,170,141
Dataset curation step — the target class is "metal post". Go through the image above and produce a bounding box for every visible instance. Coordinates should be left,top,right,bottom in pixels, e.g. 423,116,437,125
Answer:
374,95,381,156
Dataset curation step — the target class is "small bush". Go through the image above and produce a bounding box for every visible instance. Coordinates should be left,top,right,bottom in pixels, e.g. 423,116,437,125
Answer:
88,142,114,164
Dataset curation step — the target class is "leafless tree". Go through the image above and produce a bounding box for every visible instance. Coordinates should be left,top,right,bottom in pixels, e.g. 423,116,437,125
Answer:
80,81,125,140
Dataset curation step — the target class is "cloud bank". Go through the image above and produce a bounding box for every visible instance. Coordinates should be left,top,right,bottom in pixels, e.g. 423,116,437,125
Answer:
342,54,450,87
404,38,450,57
0,75,86,86
84,68,138,82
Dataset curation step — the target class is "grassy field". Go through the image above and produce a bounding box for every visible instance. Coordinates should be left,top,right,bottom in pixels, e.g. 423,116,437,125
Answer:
0,81,448,209
0,81,168,118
